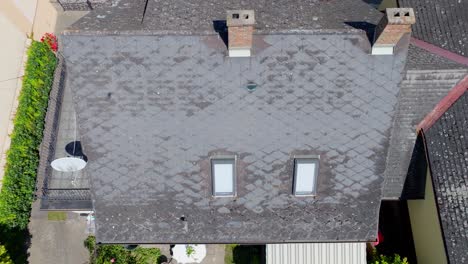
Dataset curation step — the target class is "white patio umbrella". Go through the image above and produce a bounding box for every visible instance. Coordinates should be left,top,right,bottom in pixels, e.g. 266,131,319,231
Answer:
172,244,206,264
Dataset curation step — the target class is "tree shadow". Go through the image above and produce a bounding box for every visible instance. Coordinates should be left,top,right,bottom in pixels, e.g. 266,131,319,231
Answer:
0,225,32,263
344,21,377,44
157,254,168,264
213,20,228,48
233,245,265,264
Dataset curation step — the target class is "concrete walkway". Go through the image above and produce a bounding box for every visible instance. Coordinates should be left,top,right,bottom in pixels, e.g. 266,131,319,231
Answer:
0,14,29,189
27,4,90,264
28,201,90,264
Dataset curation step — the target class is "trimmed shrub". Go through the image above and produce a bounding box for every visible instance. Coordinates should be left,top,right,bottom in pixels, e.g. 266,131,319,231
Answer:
0,40,57,229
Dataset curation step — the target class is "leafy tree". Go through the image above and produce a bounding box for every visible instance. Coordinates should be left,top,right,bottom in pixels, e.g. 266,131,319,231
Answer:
0,244,13,264
89,242,161,264
132,247,161,264
96,245,130,264
369,248,409,264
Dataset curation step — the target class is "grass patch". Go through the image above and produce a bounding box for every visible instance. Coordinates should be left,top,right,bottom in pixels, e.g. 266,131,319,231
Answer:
47,212,67,221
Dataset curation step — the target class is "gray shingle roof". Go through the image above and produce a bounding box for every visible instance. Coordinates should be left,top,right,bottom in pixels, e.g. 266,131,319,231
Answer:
61,32,409,243
68,0,383,33
425,92,468,264
406,44,467,71
382,69,468,199
399,0,468,57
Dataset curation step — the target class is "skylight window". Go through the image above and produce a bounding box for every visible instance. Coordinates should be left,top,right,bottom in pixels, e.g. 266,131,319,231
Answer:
293,158,319,196
212,158,236,197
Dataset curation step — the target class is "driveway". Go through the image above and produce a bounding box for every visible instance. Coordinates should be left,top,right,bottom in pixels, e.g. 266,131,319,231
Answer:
28,201,90,264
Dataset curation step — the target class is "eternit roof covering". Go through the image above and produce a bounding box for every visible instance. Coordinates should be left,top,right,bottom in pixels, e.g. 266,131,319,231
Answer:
61,32,408,243
69,0,383,33
424,91,468,264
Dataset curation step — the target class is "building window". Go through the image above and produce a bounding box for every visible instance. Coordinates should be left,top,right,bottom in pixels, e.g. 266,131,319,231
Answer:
212,158,236,197
293,158,319,196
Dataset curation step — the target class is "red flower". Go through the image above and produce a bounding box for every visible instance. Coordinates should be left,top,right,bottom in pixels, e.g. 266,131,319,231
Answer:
40,33,58,52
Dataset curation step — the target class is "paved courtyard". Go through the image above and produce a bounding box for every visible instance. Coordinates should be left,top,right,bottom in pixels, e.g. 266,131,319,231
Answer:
28,202,90,264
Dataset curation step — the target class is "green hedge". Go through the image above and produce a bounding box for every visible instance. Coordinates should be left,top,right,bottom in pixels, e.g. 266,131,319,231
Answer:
0,40,57,229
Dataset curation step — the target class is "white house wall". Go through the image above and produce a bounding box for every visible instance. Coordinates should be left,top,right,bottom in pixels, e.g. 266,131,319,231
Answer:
266,243,366,264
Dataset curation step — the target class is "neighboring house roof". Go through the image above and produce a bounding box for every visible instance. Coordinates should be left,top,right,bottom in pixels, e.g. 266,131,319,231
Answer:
399,0,468,57
420,77,468,264
69,0,383,33
406,44,467,71
60,29,409,243
381,25,468,199
382,69,467,199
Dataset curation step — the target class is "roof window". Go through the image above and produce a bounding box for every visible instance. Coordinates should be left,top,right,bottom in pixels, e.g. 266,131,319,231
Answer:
293,157,319,196
212,158,236,197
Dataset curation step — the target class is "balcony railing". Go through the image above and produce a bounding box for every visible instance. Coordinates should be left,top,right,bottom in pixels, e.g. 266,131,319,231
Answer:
42,188,91,201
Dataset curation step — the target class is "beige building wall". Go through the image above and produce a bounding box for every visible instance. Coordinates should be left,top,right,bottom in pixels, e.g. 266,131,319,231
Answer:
0,0,34,34
0,0,59,39
408,170,448,264
32,0,59,40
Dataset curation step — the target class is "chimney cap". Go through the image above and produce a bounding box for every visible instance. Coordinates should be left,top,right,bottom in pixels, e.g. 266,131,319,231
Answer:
386,8,416,25
227,10,255,27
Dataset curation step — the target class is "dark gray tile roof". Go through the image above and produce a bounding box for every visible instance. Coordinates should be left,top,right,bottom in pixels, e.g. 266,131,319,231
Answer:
382,69,468,199
68,0,383,33
406,44,467,71
61,32,409,243
425,92,468,264
399,0,468,57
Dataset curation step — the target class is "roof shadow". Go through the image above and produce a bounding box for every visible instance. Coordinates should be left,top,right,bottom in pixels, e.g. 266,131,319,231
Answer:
344,21,377,44
213,20,228,48
65,141,88,162
401,133,427,199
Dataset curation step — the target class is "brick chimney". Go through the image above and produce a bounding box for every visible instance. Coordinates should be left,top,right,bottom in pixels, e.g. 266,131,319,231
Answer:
372,8,416,55
227,10,255,57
